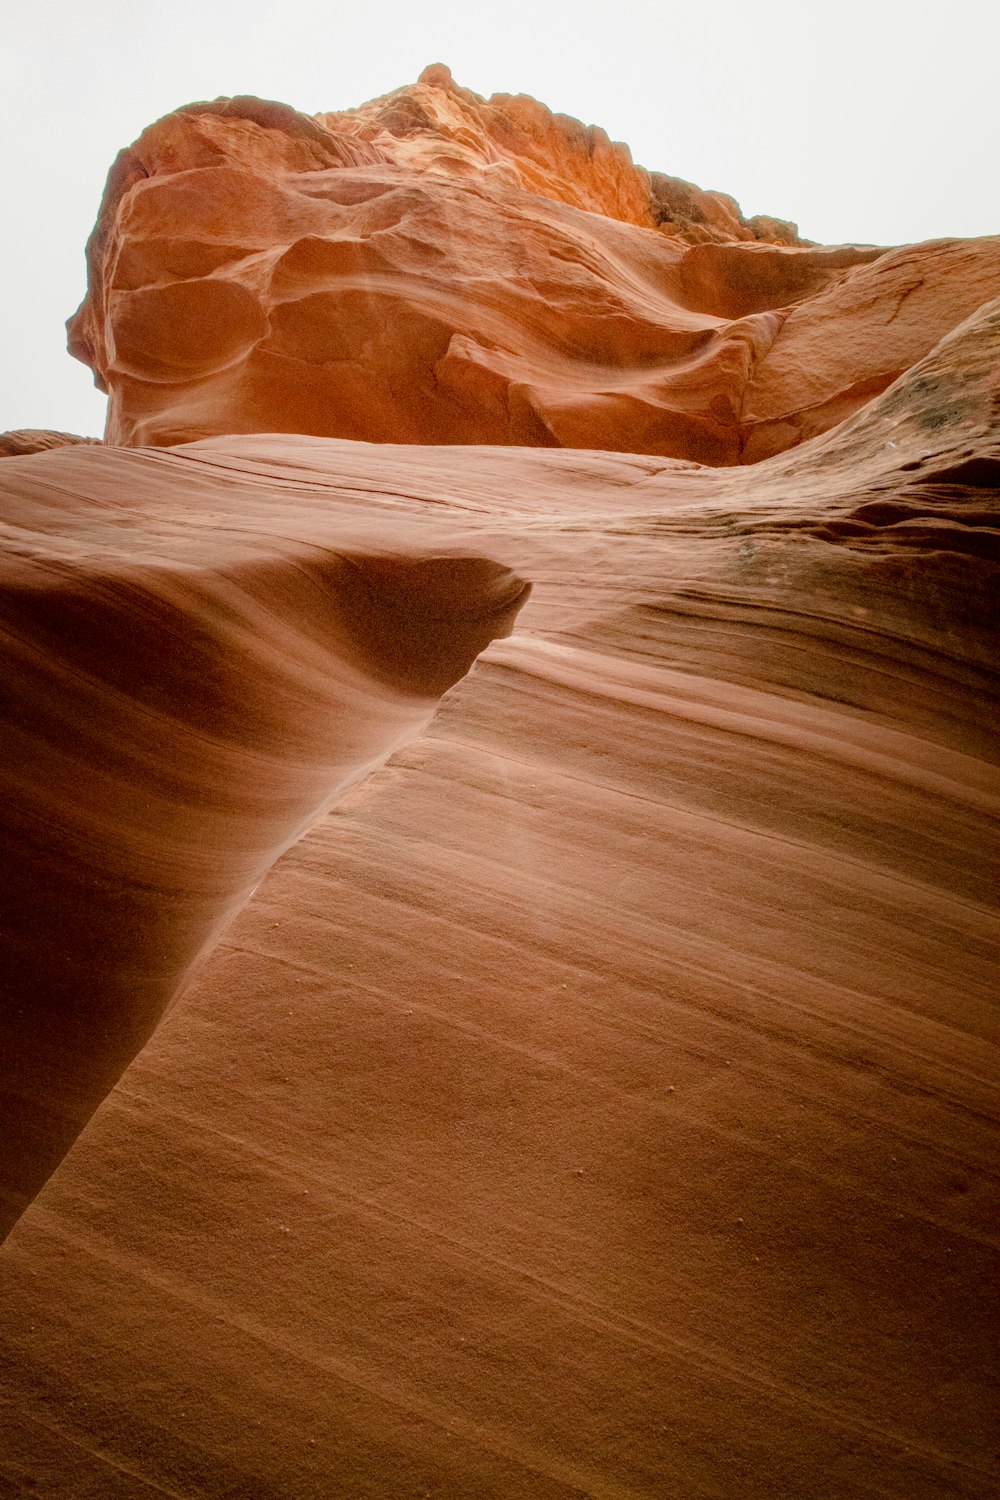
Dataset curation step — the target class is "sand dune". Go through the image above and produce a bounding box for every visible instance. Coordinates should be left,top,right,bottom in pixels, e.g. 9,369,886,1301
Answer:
2,70,998,1500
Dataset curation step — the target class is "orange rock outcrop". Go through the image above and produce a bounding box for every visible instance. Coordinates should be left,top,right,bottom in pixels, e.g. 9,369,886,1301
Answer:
3,69,999,1500
68,68,1000,462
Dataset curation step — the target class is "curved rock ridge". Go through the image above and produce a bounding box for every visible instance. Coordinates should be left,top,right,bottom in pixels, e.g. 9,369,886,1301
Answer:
0,493,527,1239
68,69,1000,460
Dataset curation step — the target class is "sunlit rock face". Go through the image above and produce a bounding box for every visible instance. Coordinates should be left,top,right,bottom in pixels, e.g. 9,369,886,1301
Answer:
67,67,1000,461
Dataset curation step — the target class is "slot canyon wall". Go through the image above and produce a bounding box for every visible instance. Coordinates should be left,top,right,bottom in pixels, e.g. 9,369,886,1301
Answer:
1,66,998,1499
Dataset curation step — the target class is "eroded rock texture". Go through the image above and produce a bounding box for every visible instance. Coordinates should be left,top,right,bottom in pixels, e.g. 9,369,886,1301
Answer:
2,69,999,1500
68,68,1000,461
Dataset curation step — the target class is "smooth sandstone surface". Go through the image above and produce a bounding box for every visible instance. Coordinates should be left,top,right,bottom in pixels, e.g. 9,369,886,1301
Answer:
2,68,999,1500
0,495,527,1236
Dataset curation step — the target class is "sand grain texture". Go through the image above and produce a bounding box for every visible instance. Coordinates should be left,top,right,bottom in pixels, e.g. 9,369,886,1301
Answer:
2,72,999,1500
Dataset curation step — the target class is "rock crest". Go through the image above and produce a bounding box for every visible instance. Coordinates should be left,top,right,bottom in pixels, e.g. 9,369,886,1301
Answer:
67,69,1000,459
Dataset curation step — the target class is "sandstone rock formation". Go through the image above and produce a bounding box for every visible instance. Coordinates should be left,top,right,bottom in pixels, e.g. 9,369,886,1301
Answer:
0,429,100,457
0,510,526,1235
2,69,998,1500
67,68,1000,463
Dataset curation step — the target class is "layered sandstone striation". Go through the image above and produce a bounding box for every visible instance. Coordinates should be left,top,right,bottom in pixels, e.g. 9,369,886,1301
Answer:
2,68,999,1500
0,429,100,457
67,67,1000,462
0,503,526,1235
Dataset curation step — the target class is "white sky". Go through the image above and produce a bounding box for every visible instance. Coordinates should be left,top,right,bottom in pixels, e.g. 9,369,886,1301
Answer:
4,0,998,438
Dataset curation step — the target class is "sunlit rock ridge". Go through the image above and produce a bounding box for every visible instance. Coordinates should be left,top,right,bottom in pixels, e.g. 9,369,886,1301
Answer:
1,66,998,1500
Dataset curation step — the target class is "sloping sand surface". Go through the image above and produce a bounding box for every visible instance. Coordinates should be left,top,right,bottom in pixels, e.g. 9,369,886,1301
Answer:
1,301,997,1494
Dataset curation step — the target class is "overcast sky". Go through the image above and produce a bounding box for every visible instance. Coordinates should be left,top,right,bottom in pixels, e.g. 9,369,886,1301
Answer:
5,0,998,438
